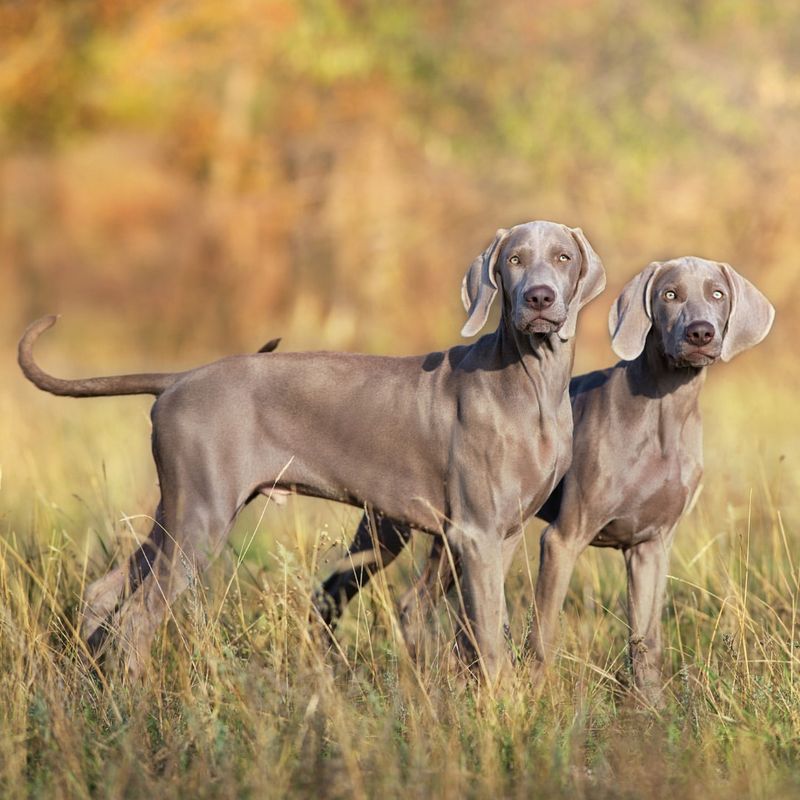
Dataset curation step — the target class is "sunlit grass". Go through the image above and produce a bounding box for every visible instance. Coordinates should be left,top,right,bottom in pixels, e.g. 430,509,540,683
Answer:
2,356,799,798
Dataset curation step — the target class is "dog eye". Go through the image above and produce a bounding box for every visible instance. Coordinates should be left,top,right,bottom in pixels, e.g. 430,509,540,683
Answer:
712,290,724,300
558,254,571,262
664,290,677,301
508,255,520,265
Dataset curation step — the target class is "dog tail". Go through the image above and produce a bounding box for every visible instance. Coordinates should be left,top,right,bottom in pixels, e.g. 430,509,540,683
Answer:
258,337,281,354
18,316,183,398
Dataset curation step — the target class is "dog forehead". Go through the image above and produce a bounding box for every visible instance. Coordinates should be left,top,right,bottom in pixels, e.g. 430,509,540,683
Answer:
655,257,724,290
504,221,574,253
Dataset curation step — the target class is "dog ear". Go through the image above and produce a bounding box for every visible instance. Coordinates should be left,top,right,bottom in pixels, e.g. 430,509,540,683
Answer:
608,261,664,361
461,228,509,337
558,227,606,341
718,263,775,362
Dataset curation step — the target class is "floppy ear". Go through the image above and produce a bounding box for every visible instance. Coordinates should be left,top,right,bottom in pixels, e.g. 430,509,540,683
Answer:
608,261,663,361
558,226,607,341
461,228,509,337
719,263,775,362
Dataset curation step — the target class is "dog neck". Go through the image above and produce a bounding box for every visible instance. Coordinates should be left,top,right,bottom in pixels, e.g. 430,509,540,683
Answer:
626,331,707,411
492,313,575,398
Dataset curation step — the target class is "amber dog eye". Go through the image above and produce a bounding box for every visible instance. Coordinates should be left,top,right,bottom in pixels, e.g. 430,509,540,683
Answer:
509,255,520,265
558,254,571,262
712,290,724,300
664,290,677,300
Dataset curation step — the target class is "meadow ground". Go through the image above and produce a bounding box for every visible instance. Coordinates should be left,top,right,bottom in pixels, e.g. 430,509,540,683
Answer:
1,347,799,800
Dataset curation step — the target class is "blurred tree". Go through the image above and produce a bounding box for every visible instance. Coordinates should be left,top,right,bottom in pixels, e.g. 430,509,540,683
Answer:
0,0,798,357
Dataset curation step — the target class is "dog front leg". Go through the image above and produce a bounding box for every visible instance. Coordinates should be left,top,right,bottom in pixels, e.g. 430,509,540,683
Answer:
397,536,454,661
448,527,506,684
527,524,582,671
624,531,674,708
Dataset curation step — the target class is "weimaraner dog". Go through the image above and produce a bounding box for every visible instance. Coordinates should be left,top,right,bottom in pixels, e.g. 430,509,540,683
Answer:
18,220,606,680
314,257,774,702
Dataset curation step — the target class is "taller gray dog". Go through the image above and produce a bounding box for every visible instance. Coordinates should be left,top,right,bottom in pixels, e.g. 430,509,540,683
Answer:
18,220,606,681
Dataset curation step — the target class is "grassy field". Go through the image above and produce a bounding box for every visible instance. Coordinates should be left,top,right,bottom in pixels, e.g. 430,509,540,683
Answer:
1,345,799,799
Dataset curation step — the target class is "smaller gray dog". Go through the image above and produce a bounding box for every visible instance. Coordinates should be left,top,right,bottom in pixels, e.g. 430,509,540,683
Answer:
315,257,774,703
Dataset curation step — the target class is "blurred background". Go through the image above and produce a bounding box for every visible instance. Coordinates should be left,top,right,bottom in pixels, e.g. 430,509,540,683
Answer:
2,8,800,795
2,0,798,558
2,0,799,372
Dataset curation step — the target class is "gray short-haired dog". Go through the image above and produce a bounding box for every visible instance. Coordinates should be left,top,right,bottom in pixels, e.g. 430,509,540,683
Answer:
18,220,605,680
314,257,774,703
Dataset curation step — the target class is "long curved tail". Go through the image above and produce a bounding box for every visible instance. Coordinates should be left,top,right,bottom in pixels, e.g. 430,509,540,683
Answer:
18,316,184,398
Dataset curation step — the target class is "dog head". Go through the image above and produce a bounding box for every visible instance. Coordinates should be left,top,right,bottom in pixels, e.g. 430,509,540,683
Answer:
461,221,606,340
609,257,775,366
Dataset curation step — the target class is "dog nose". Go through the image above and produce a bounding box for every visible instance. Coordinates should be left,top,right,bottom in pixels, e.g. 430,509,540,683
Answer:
685,321,715,346
523,284,556,311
